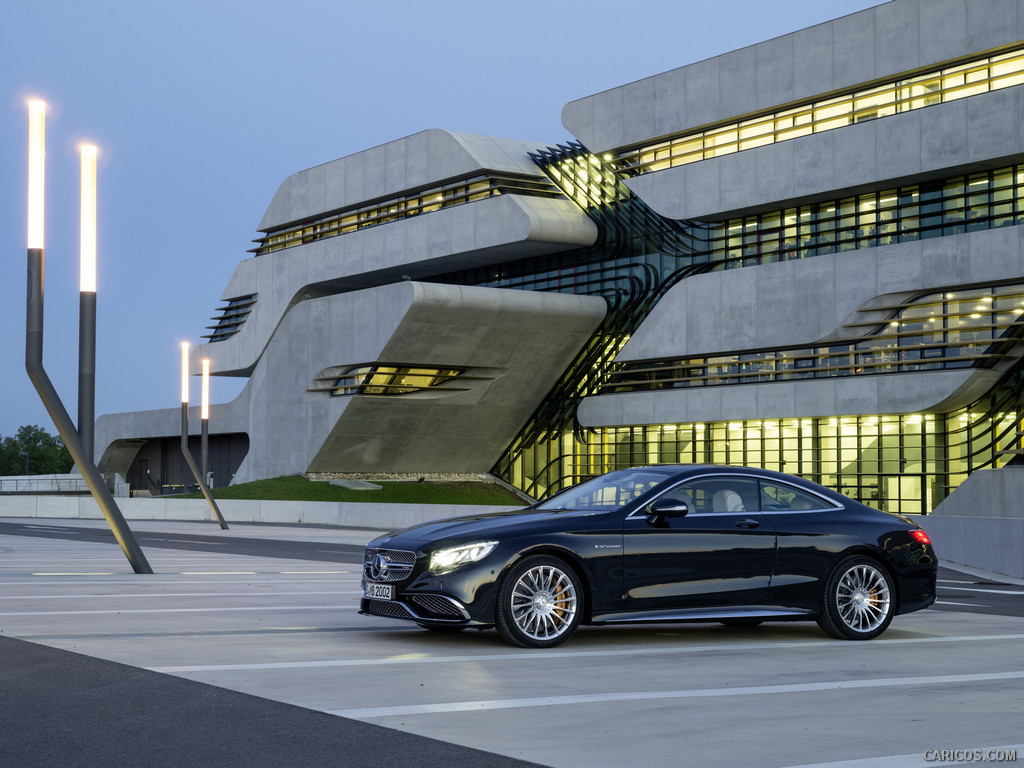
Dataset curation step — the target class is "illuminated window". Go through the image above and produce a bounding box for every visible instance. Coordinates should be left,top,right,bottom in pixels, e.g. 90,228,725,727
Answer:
331,365,466,396
252,173,562,256
610,46,1024,177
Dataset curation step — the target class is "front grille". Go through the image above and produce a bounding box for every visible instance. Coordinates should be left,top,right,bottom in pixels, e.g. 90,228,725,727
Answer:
363,548,416,582
410,594,464,618
365,599,414,619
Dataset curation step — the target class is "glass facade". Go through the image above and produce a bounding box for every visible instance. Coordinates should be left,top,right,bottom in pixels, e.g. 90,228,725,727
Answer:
331,365,466,397
612,46,1024,176
428,145,1024,509
252,172,562,257
605,283,1024,392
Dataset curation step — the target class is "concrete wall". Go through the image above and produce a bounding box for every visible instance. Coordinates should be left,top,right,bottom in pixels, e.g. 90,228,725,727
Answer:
578,370,991,427
562,0,1024,154
202,194,597,378
907,467,1024,578
98,282,606,485
618,227,1024,362
0,495,524,531
259,129,565,231
913,514,1024,579
929,466,1024,517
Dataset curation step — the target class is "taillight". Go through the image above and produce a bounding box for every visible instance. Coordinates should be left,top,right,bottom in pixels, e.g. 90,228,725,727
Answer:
909,529,931,545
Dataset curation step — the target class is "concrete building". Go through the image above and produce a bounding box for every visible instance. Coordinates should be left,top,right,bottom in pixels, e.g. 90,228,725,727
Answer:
98,0,1024,517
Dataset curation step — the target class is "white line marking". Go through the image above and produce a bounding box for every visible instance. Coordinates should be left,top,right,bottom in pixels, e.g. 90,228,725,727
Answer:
330,670,1024,718
942,585,1024,596
0,591,350,600
149,633,1024,674
936,600,986,607
140,538,228,546
0,579,358,586
0,605,354,616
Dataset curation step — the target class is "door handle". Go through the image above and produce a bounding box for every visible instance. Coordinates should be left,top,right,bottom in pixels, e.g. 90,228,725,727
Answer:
734,519,760,529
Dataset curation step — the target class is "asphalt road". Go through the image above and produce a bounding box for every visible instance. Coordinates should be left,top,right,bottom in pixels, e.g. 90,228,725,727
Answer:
1,517,1022,768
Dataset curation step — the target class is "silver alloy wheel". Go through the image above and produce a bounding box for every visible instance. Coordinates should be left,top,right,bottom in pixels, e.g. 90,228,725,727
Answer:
835,562,891,633
510,563,578,641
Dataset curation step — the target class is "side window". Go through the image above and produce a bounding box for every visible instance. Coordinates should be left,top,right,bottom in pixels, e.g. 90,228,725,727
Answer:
662,477,760,514
759,481,834,511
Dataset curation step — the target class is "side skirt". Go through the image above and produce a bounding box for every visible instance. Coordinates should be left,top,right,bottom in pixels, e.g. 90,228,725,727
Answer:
591,607,813,625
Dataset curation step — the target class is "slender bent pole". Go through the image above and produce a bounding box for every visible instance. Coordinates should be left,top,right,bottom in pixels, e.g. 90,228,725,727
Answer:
26,247,153,574
78,290,96,465
182,403,228,529
201,417,209,485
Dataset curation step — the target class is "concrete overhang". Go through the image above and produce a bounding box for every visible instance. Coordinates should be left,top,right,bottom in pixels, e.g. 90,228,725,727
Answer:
196,193,597,378
259,129,571,232
577,368,1000,428
562,0,1024,154
615,225,1024,363
226,281,607,481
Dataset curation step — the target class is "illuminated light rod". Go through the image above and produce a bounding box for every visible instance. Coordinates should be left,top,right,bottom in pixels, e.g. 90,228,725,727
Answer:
78,144,98,464
180,342,228,529
23,99,152,574
27,101,44,249
80,145,97,292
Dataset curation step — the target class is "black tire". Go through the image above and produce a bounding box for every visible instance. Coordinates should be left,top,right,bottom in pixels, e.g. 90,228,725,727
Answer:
817,555,895,640
495,555,583,648
719,619,764,627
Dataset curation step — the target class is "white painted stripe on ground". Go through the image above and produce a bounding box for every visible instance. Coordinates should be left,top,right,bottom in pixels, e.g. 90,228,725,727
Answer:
942,585,1024,595
785,744,1024,768
0,605,355,616
935,600,985,607
149,633,1024,673
0,578,358,586
0,591,354,600
330,671,1024,719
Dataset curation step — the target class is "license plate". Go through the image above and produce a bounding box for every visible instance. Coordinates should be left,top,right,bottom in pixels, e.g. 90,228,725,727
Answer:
365,582,394,600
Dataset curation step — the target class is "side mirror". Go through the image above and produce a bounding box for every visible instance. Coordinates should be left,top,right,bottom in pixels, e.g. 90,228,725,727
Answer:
647,497,689,523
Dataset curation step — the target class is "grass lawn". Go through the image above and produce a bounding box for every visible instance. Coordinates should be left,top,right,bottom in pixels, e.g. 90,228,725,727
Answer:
177,475,527,506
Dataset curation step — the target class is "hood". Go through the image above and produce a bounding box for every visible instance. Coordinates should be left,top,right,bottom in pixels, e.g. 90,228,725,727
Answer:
369,507,608,550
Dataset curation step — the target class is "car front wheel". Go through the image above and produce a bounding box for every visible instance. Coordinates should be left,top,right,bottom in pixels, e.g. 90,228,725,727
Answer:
495,555,583,648
817,555,895,640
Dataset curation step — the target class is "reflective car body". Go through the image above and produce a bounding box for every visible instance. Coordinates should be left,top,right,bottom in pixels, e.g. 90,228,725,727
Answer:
359,465,937,647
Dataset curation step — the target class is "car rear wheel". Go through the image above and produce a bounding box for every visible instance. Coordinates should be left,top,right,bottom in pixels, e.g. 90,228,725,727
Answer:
496,555,583,648
817,556,895,640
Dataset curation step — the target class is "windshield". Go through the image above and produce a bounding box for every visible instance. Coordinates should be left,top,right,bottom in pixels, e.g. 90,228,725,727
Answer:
535,469,675,511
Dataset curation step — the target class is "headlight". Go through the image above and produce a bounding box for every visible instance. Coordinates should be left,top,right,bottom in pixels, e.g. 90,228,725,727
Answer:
429,541,498,573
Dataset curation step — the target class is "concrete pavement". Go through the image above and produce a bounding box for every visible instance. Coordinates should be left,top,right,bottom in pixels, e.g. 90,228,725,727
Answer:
1,518,1022,768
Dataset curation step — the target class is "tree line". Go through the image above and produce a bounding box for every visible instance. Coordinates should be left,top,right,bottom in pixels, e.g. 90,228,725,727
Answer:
0,425,74,475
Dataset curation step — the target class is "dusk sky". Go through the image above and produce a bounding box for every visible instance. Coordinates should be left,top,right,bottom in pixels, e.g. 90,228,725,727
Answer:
1,0,879,442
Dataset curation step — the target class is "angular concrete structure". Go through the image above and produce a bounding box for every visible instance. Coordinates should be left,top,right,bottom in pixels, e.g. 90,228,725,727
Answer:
99,0,1024,536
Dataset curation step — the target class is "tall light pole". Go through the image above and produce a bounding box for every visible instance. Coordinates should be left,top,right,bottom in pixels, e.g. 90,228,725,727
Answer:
24,99,152,574
180,342,228,529
79,144,97,464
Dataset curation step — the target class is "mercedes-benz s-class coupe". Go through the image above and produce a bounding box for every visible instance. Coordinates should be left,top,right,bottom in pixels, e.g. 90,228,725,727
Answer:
359,466,937,647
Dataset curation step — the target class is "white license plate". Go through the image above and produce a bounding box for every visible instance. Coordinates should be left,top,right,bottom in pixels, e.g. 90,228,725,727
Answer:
365,582,394,600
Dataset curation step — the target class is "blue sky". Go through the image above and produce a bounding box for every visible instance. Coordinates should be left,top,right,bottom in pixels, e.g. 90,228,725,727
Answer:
0,0,879,440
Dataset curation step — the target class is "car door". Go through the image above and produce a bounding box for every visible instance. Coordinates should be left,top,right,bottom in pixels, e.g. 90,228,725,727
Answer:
622,475,778,613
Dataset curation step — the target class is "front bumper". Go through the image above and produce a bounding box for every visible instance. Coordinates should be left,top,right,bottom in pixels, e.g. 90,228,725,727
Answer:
359,590,478,625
